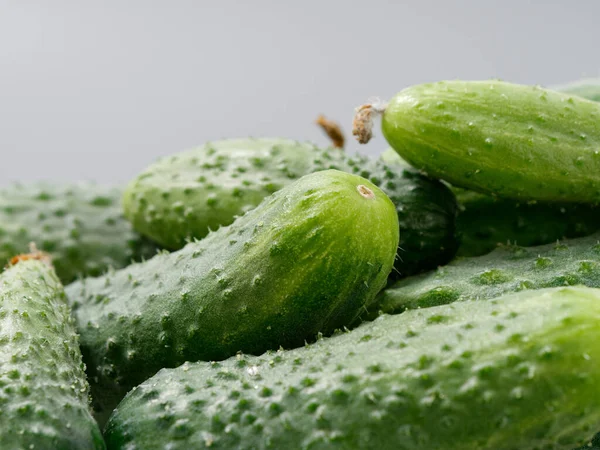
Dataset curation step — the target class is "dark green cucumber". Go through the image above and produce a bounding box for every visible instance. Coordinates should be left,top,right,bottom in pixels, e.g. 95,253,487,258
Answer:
105,286,600,450
124,137,457,278
370,156,458,279
67,169,398,424
553,78,600,102
381,80,600,203
454,187,600,257
0,183,157,283
376,232,600,314
0,256,104,449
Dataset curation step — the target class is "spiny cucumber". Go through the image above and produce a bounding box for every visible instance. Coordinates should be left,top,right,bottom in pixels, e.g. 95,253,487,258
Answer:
359,80,600,203
0,183,157,283
67,169,399,424
0,254,104,449
123,138,458,278
375,231,600,314
104,286,600,450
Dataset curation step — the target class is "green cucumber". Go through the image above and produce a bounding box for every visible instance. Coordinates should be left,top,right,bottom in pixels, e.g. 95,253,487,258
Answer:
454,187,600,257
553,78,600,102
123,138,457,278
122,138,353,249
0,255,104,449
379,80,600,203
104,286,600,450
572,431,600,450
67,169,398,424
0,183,157,283
375,231,600,314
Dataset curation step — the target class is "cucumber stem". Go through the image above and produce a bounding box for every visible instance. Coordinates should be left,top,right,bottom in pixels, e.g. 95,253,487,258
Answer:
352,101,387,144
315,115,345,149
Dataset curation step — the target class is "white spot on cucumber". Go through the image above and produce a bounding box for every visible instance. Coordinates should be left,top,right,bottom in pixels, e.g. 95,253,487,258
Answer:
357,185,375,199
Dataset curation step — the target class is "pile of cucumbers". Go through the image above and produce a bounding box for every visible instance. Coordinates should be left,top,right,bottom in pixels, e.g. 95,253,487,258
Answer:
1,79,600,450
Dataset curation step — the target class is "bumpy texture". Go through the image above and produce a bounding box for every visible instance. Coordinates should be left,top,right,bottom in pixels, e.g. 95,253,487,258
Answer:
104,286,600,450
0,259,104,449
0,183,157,283
454,187,600,257
369,157,458,279
122,138,353,249
68,170,399,424
553,78,600,102
382,80,600,203
376,232,600,314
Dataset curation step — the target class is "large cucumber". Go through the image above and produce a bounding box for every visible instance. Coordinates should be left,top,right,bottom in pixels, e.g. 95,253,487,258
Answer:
0,183,157,283
104,286,600,450
67,169,398,423
123,138,458,278
0,255,104,449
376,231,600,314
379,80,600,203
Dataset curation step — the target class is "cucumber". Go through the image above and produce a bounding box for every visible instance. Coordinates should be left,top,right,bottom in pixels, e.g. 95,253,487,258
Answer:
371,156,458,279
376,231,600,314
454,187,600,257
67,169,399,424
104,286,600,450
572,432,600,450
379,80,600,203
123,139,353,249
0,183,157,283
0,255,104,449
553,78,600,102
123,138,457,278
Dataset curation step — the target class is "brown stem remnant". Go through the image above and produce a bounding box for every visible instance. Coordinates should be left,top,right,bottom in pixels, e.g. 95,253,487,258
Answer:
315,115,345,149
352,101,387,144
8,242,52,267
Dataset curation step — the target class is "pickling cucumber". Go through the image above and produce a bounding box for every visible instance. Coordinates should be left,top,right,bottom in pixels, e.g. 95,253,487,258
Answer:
104,286,600,450
553,78,600,102
67,169,399,424
0,183,157,283
378,80,600,203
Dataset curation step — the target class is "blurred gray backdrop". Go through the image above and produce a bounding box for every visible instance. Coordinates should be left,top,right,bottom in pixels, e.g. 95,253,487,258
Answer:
1,0,599,186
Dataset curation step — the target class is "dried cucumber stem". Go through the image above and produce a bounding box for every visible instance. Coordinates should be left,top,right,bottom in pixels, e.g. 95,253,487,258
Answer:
8,242,52,267
315,114,345,149
352,101,387,144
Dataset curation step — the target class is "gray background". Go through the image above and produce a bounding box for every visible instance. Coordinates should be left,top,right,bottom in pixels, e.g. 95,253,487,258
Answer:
1,0,598,186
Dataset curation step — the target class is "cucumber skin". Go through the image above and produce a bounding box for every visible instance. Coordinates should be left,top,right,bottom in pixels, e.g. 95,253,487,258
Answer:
104,286,600,450
0,260,104,450
553,78,600,102
67,170,399,424
376,232,600,314
382,80,600,203
454,187,600,257
0,183,157,283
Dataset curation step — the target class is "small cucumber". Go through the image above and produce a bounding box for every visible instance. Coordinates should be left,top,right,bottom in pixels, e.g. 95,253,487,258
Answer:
0,183,157,283
67,169,398,423
378,80,600,203
0,255,104,449
124,138,457,278
122,138,352,249
376,231,600,314
553,78,600,102
104,286,600,450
